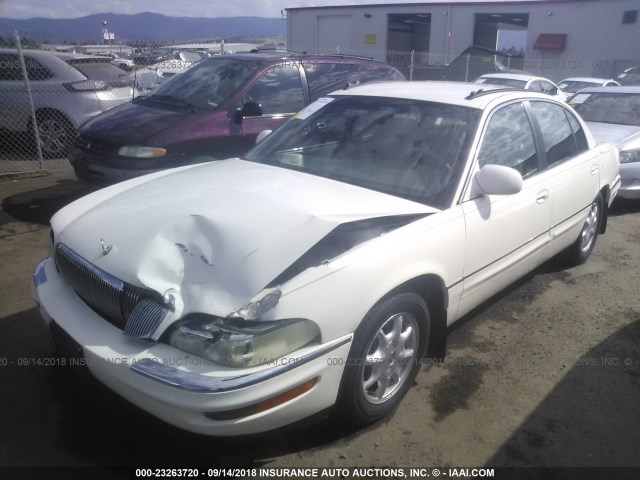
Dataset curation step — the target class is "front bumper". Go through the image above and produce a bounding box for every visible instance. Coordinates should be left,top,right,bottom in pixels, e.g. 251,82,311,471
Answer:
32,257,351,436
618,162,640,200
69,148,183,186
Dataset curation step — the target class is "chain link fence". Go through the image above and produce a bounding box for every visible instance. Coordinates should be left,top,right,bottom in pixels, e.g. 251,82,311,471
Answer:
1,32,639,177
1,32,136,176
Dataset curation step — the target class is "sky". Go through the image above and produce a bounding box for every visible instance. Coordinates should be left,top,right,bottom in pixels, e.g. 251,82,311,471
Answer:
0,0,537,19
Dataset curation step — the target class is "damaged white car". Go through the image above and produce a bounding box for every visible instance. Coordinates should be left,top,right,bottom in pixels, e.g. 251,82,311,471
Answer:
32,82,620,435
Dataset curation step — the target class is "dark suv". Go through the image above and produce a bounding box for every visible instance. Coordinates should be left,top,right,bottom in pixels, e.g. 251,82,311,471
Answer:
70,52,405,185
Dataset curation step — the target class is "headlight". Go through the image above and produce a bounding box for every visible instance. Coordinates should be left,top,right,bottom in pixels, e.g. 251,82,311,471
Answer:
118,146,167,158
619,148,640,164
166,315,320,368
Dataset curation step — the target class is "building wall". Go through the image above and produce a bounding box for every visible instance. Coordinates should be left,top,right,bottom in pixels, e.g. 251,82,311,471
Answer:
287,0,640,81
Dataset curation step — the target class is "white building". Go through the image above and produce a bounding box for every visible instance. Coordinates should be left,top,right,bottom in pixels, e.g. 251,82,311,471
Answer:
286,0,640,81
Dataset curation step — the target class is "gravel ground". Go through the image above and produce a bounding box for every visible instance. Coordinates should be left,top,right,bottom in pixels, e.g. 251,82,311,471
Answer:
1,168,639,476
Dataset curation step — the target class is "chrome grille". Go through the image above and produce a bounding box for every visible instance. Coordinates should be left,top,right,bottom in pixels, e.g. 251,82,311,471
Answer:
55,243,167,336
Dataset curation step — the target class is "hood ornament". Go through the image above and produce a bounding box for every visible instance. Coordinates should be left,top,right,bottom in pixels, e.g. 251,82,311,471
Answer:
100,239,113,256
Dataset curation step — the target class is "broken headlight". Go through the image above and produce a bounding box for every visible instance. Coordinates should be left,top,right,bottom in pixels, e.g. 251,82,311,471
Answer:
165,315,320,368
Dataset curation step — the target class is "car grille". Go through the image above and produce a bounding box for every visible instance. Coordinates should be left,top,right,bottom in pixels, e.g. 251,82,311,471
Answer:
74,135,118,156
54,242,168,338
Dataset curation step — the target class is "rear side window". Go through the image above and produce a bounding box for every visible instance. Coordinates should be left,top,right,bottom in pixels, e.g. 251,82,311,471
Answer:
477,102,539,178
0,54,52,81
529,101,577,167
565,110,589,153
244,66,304,114
304,63,362,101
0,54,22,80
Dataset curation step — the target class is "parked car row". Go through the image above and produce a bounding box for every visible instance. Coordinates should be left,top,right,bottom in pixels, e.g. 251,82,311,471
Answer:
33,81,621,436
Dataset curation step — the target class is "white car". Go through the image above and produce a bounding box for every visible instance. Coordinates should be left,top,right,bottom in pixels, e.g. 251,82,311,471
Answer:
0,49,134,157
558,77,620,93
474,73,567,101
32,82,620,436
570,86,640,199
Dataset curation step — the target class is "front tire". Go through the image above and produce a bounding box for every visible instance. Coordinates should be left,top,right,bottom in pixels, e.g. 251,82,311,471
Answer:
335,293,429,425
562,192,603,266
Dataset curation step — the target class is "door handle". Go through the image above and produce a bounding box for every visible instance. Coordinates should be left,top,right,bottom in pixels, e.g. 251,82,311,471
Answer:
536,189,549,204
591,165,599,175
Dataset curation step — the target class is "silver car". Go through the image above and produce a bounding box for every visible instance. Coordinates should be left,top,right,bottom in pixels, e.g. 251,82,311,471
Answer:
0,49,133,157
570,86,640,199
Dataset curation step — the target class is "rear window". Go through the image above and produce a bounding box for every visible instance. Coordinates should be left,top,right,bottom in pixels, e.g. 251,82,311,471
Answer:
305,63,405,101
67,59,128,81
476,77,527,89
573,93,640,127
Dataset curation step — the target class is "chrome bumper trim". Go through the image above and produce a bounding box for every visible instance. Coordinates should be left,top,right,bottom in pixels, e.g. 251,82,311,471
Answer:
130,337,351,393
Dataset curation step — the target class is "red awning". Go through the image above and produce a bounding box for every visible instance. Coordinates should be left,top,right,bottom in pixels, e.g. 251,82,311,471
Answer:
533,33,567,51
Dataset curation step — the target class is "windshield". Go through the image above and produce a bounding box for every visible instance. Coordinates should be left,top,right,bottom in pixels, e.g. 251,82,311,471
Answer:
476,77,527,88
140,58,259,111
246,96,481,208
558,80,598,93
573,93,640,127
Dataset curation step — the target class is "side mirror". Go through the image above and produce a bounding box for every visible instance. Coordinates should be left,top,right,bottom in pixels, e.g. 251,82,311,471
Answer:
475,164,523,196
256,130,272,144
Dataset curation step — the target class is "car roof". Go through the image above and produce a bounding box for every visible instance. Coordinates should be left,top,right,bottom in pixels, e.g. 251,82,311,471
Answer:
203,51,389,65
479,72,543,81
331,81,563,109
571,85,640,94
0,48,106,62
561,77,613,83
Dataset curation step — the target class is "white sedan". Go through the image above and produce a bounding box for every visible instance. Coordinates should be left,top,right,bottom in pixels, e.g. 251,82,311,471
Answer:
32,82,620,435
558,77,620,93
475,72,568,101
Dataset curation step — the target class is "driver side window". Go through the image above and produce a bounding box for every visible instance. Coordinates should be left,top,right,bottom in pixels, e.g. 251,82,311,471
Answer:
477,102,539,178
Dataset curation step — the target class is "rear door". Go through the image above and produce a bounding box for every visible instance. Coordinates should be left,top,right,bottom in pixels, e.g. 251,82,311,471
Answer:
527,100,599,254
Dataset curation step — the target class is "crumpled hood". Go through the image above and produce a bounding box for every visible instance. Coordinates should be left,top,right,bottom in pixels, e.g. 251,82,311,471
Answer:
586,122,640,148
53,159,436,316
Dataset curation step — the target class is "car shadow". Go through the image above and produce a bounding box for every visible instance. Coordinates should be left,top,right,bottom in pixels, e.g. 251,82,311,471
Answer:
609,198,640,217
1,178,95,226
0,307,364,470
485,318,640,467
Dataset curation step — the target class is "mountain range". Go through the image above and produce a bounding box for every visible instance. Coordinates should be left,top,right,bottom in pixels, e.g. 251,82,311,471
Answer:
0,12,286,43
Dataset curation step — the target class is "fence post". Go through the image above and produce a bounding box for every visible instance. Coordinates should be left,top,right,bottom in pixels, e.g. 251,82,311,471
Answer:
409,50,415,81
465,53,471,82
14,30,44,170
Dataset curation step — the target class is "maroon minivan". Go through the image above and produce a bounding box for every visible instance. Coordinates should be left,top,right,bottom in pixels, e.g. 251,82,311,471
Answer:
69,52,405,185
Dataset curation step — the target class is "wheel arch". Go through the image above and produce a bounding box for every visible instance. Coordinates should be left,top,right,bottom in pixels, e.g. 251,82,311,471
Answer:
382,274,448,362
28,107,77,131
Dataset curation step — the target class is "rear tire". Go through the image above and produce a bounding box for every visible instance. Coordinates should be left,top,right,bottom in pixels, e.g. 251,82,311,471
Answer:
35,111,76,158
334,293,429,426
561,192,603,266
